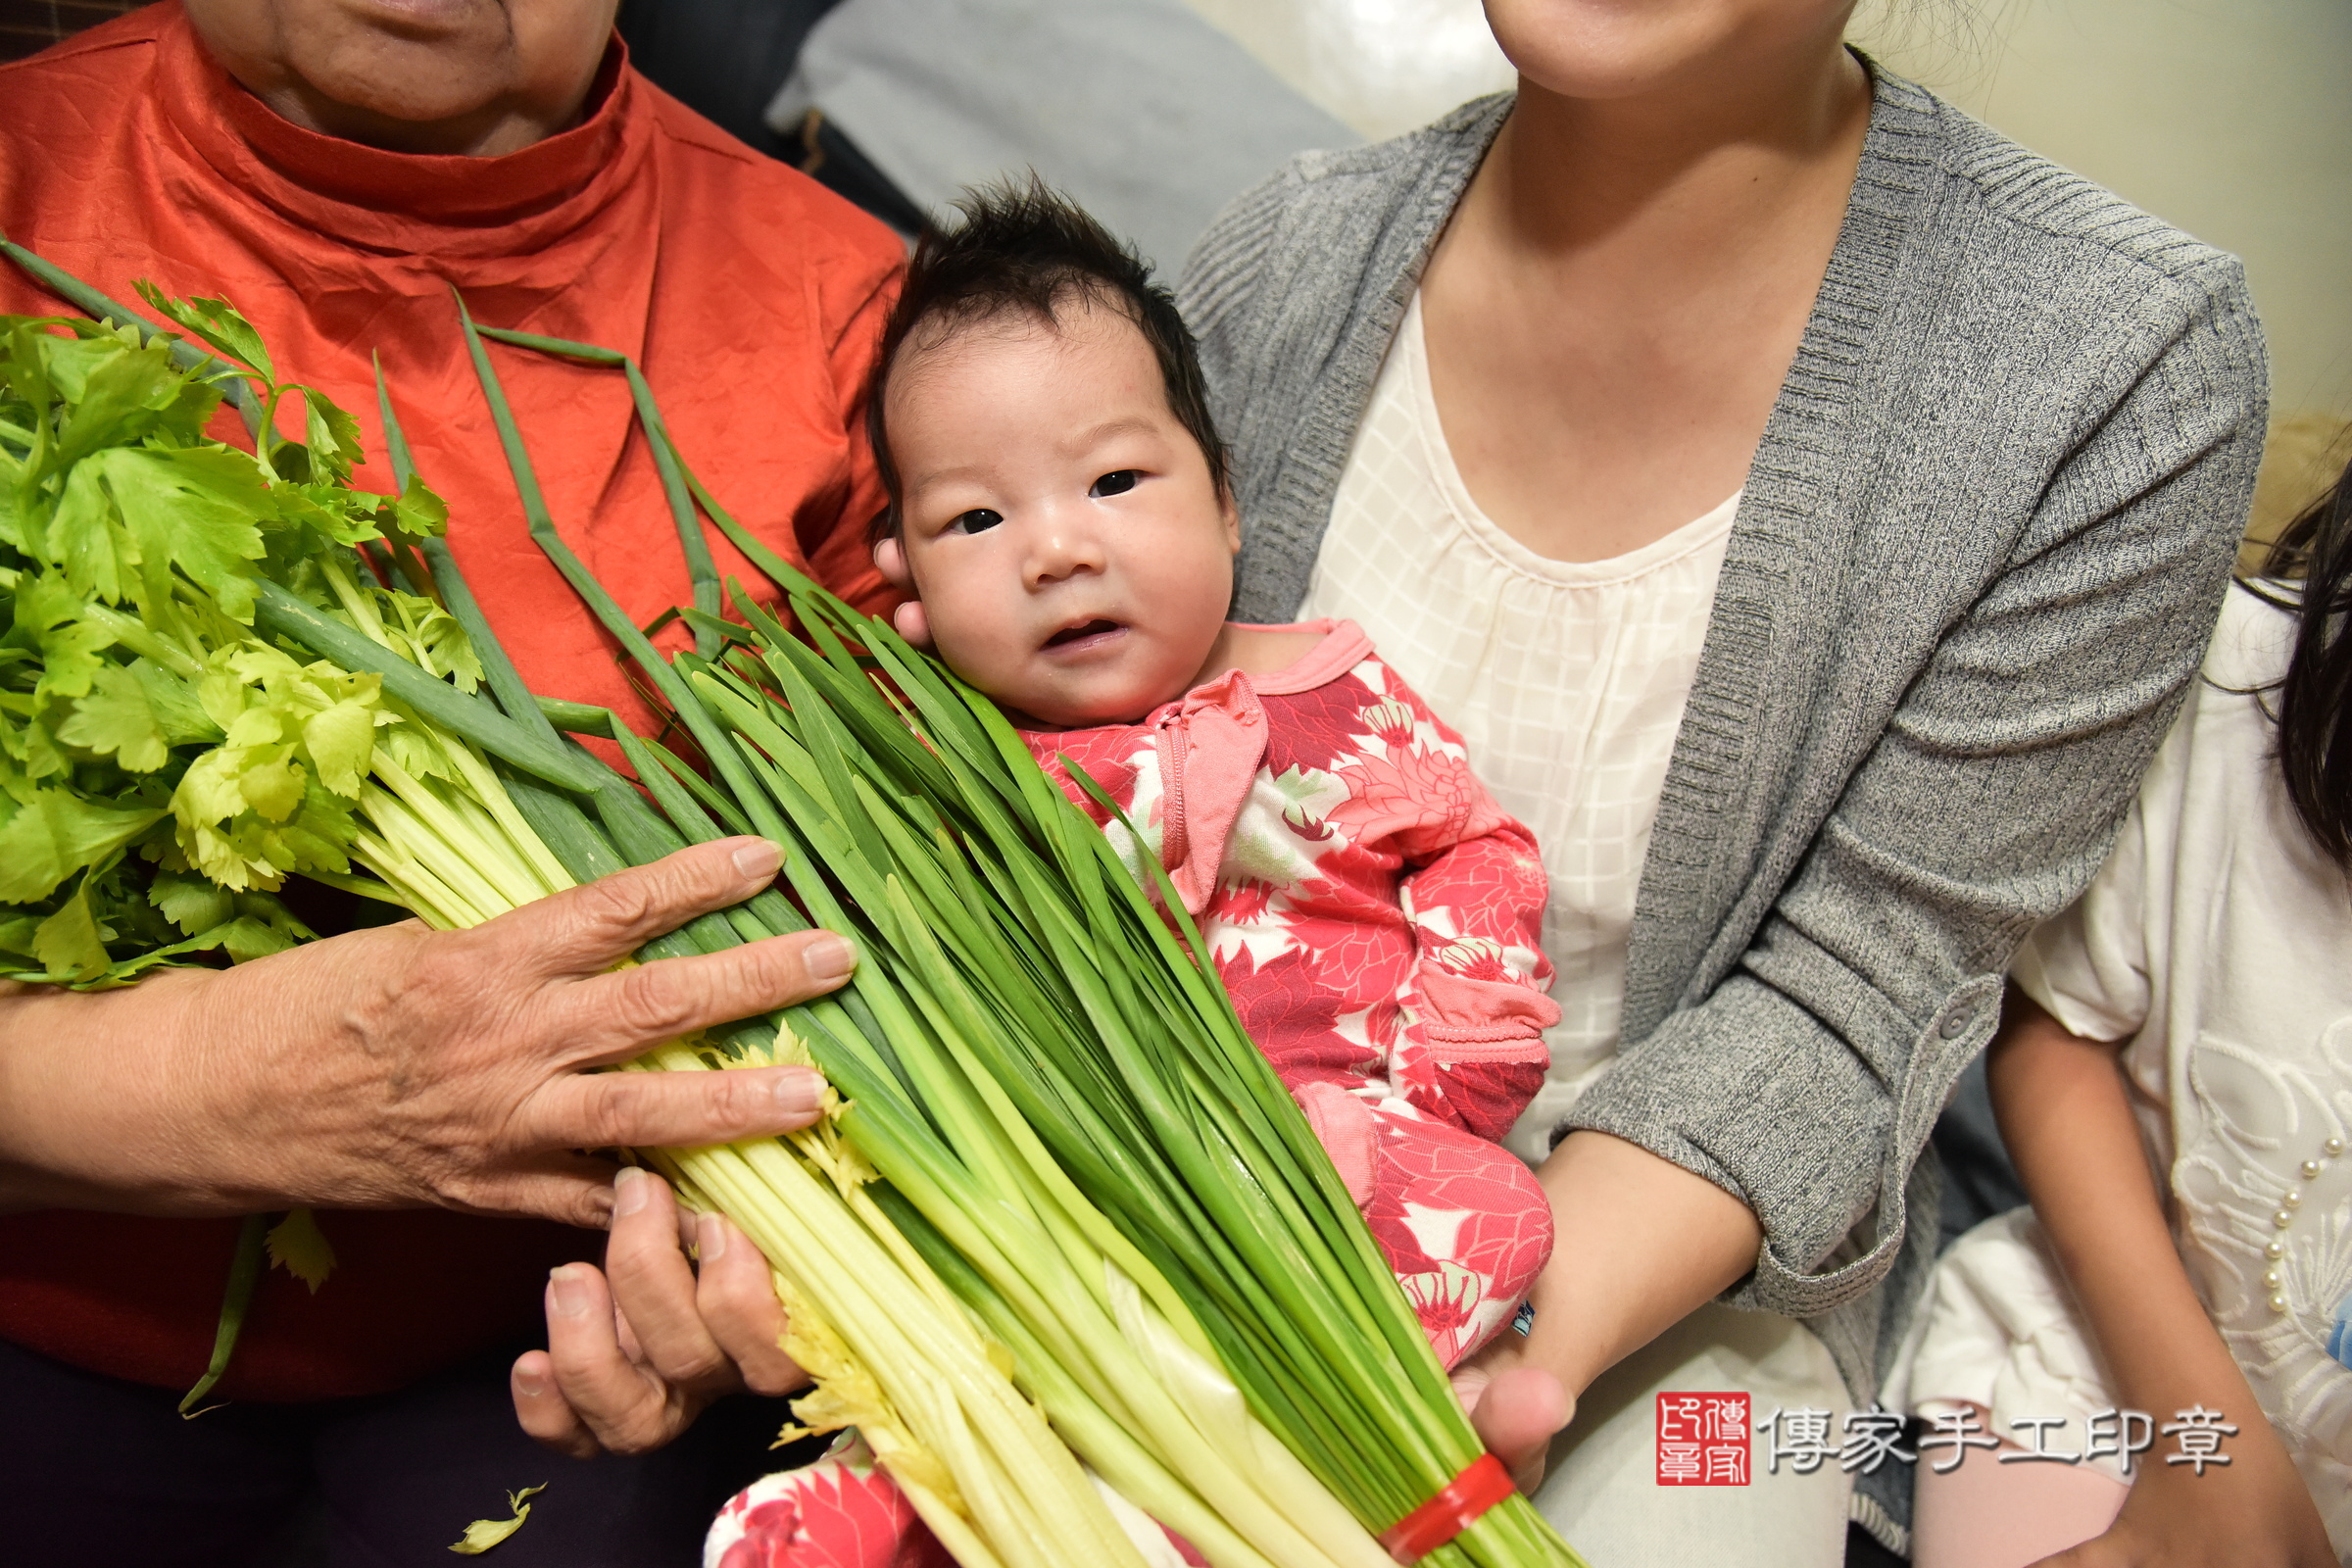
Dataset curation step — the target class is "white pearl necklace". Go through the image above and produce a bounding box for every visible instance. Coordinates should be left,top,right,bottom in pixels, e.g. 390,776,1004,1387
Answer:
2263,1133,2345,1314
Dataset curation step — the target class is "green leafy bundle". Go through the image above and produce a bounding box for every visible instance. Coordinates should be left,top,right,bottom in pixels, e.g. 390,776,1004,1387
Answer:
0,287,590,985
451,322,1586,1568
3,240,1585,1564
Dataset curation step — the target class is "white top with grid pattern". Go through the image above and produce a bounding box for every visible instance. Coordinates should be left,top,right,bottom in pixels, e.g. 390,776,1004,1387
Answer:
1297,290,1736,1165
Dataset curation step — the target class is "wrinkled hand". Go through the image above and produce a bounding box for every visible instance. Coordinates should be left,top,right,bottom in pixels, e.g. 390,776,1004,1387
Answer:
0,837,855,1226
514,1166,807,1457
1451,1339,1575,1492
2032,1439,2332,1568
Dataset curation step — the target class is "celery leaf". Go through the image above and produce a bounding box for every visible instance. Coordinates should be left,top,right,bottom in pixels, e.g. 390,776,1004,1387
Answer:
101,446,270,621
449,1486,546,1555
57,662,169,773
150,870,234,937
298,387,366,484
131,283,275,383
30,869,109,980
0,789,164,903
265,1206,336,1292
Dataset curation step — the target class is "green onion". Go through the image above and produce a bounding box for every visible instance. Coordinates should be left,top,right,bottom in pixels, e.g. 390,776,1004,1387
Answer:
458,323,1586,1567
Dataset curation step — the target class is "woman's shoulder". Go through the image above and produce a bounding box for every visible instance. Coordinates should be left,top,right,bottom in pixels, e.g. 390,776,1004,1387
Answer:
1871,64,2250,314
0,2,168,76
0,4,170,169
1240,93,1511,204
638,78,905,295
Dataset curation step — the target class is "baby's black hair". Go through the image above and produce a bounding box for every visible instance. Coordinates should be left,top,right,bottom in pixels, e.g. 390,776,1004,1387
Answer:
864,177,1229,545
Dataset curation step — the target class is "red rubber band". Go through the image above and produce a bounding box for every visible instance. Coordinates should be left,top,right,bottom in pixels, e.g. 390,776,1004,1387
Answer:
1377,1454,1515,1563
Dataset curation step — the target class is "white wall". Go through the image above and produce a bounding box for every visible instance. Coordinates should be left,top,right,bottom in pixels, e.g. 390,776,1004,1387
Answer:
1178,0,1513,142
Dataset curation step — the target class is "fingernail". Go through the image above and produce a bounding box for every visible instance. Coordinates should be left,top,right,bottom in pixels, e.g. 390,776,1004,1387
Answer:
732,839,782,881
697,1210,728,1263
773,1066,825,1117
549,1267,590,1319
612,1164,648,1216
514,1366,545,1398
804,935,857,984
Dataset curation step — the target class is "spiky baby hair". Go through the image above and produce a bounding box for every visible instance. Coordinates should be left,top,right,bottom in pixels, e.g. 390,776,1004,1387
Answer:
865,178,1230,544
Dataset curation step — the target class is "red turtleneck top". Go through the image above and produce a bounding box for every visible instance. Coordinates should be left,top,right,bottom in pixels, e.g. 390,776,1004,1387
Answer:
0,3,905,1399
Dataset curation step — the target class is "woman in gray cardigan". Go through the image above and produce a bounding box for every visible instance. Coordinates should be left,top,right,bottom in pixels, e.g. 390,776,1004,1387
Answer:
1179,3,2265,1562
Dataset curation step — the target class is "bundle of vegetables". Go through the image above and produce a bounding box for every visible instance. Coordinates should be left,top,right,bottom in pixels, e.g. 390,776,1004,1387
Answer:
0,246,653,1404
0,254,602,987
448,318,1587,1568
3,236,1584,1565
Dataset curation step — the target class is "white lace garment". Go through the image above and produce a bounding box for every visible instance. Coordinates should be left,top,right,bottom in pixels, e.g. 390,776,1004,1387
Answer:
1894,584,2351,1553
1298,290,1735,1166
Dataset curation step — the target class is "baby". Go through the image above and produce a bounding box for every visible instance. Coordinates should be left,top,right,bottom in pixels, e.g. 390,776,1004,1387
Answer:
710,185,1560,1567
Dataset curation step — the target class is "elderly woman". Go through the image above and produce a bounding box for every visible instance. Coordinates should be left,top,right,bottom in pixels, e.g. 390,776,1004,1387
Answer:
0,1,889,1561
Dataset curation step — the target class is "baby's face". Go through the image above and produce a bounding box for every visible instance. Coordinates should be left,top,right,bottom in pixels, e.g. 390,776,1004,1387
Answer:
884,302,1239,730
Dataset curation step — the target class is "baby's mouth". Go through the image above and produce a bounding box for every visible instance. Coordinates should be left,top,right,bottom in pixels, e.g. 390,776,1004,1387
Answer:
1043,617,1123,650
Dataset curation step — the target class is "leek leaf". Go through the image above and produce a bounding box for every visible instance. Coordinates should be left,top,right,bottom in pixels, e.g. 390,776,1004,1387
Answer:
178,1212,270,1416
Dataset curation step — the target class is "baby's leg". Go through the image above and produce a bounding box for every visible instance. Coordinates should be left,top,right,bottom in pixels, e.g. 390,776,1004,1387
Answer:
704,1443,953,1568
1356,1106,1555,1367
705,1439,1211,1568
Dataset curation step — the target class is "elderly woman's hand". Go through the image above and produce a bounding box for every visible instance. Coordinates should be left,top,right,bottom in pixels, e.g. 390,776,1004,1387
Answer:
514,1166,806,1457
0,837,854,1228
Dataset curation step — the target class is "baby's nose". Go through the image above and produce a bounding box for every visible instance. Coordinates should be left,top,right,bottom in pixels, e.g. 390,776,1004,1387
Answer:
1026,514,1108,582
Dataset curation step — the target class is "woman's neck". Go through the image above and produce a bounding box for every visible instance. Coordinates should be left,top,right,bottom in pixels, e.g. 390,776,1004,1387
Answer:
1482,37,1870,277
1415,33,1870,563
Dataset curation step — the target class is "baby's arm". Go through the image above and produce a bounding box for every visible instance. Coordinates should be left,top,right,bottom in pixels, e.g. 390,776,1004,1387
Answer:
1987,987,2331,1568
1391,819,1556,1140
1364,686,1557,1140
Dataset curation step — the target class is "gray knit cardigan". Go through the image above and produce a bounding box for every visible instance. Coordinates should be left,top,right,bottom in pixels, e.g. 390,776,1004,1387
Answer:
1177,69,2268,1401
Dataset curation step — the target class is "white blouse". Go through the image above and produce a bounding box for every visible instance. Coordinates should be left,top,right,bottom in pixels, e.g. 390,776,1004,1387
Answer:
1298,291,1734,1166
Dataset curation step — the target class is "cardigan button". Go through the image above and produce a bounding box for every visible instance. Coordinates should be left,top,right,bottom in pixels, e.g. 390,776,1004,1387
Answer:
1937,1008,1973,1039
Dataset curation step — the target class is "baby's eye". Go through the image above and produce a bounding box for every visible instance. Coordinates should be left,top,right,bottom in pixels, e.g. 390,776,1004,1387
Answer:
1089,470,1140,499
949,508,1004,534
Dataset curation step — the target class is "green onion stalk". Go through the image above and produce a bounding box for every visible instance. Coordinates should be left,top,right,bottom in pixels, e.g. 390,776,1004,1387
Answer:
453,317,1587,1568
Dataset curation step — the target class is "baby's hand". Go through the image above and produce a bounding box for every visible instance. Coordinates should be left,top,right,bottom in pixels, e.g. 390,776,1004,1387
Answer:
1450,1342,1574,1493
872,537,934,650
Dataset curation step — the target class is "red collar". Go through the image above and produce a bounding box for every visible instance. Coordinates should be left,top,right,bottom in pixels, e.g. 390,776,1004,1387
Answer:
152,4,650,262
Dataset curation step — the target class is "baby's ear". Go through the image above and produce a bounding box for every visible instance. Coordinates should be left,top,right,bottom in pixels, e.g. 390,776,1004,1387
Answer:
1219,488,1242,557
891,599,933,650
872,538,931,647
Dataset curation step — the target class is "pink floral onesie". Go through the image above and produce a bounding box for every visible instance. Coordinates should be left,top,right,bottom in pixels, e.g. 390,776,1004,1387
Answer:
705,621,1558,1568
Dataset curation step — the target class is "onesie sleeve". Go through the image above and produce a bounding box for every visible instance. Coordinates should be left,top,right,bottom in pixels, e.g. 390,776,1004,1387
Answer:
1359,665,1561,1141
